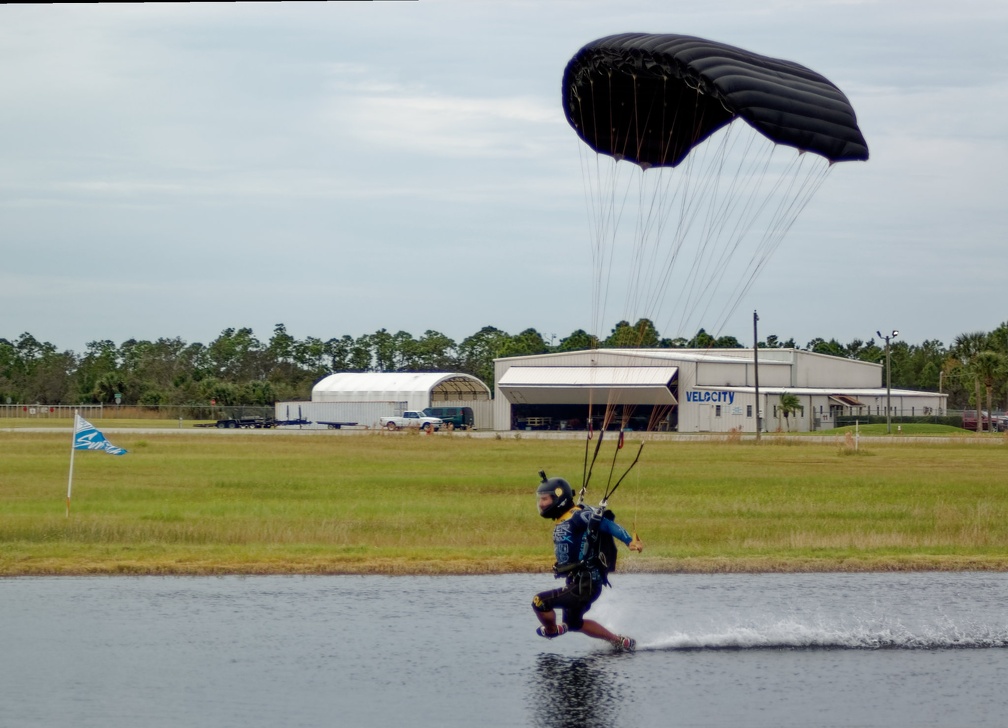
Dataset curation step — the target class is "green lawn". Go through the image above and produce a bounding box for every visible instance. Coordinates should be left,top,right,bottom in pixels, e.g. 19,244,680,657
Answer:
1,428,1006,575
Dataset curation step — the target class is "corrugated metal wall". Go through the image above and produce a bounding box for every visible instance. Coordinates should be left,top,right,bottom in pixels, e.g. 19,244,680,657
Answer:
274,401,405,429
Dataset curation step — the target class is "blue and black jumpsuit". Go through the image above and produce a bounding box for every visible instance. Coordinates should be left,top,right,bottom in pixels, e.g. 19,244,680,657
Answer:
532,507,633,630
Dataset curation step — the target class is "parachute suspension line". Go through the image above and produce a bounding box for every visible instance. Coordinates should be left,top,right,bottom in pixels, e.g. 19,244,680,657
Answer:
715,140,831,333
636,149,686,326
677,128,779,334
583,147,608,341
565,32,868,427
624,168,662,325
579,98,642,347
603,423,627,496
654,86,742,332
603,75,690,337
582,423,607,499
641,94,709,327
613,71,635,163
657,74,675,167
582,417,641,512
580,357,599,505
600,441,645,507
631,72,645,163
581,72,639,485
647,403,673,432
666,129,735,332
578,112,605,341
574,92,598,335
580,150,615,342
660,147,704,322
647,124,729,337
678,124,773,332
621,157,686,331
566,31,869,342
632,120,833,345
633,464,640,537
624,72,672,327
578,76,620,343
709,150,832,334
622,74,683,328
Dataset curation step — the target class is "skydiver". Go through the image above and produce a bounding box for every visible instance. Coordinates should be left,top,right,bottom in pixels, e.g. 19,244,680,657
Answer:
532,474,643,651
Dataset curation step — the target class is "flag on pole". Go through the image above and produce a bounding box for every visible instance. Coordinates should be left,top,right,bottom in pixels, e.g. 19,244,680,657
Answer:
73,414,127,456
67,412,126,516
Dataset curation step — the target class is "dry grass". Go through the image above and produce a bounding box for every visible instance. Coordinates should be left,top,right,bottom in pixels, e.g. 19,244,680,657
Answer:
1,429,1006,575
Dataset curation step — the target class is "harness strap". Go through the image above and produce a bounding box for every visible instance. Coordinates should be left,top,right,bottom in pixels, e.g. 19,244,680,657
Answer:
553,560,584,576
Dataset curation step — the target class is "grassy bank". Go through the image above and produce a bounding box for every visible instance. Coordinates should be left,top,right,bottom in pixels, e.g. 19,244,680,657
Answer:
1,429,1006,575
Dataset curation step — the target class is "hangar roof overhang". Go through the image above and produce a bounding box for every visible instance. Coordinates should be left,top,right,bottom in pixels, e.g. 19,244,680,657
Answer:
499,366,678,406
829,394,866,407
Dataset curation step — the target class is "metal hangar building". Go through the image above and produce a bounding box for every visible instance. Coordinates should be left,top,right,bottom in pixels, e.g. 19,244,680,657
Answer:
493,349,946,433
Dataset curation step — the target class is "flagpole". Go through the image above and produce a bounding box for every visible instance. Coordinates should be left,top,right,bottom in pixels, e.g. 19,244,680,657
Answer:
67,410,78,517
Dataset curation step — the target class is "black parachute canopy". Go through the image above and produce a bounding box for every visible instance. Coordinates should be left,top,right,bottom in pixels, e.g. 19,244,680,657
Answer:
562,33,869,167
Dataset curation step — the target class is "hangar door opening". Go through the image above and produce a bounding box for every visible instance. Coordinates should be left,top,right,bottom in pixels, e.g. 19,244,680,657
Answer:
499,366,679,432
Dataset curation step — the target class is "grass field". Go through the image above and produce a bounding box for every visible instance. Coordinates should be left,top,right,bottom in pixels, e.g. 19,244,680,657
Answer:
1,425,1006,575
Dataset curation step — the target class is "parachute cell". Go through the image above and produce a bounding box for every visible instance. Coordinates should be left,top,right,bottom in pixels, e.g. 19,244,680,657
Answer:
562,33,869,168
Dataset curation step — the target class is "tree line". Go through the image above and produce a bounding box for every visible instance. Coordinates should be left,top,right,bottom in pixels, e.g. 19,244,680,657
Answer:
2,320,1006,412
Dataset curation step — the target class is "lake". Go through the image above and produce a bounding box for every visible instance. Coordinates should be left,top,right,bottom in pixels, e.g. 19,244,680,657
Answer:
3,572,1008,727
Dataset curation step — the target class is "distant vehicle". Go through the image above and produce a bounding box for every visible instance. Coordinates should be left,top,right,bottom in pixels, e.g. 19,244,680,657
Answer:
316,420,358,430
423,406,474,430
195,416,277,429
379,410,443,432
961,410,1004,432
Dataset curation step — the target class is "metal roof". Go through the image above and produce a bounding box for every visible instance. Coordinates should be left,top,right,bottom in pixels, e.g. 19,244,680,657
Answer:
499,366,678,406
496,348,797,366
693,385,933,398
312,372,491,403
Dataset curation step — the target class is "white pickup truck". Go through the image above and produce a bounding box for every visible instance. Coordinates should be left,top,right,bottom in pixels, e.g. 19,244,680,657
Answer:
379,410,444,432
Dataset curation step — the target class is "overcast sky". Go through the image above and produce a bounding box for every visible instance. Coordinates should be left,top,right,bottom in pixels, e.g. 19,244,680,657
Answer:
2,1,1006,355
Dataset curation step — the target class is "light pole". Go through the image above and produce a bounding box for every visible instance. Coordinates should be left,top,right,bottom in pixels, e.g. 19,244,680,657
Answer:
939,370,945,416
753,311,761,440
877,329,898,434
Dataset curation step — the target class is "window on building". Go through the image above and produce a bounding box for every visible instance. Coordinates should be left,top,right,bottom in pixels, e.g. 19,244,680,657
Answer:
746,404,752,418
715,405,722,417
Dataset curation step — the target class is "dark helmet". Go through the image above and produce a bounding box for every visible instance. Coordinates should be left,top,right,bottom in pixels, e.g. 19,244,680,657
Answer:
536,475,574,519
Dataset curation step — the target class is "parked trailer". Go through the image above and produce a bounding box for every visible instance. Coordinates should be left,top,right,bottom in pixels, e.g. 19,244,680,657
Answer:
274,400,407,430
194,416,277,429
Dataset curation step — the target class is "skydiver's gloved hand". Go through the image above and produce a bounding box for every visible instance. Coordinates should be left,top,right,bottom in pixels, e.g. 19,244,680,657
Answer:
629,533,644,553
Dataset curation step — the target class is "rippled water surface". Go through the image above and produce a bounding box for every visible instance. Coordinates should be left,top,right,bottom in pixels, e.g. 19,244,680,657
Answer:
4,573,1008,727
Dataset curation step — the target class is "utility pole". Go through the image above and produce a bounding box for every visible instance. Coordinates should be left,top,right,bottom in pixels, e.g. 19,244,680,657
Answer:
754,310,761,441
877,329,898,434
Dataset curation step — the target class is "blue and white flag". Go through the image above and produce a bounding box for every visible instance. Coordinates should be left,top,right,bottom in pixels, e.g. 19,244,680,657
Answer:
67,412,126,516
73,413,127,456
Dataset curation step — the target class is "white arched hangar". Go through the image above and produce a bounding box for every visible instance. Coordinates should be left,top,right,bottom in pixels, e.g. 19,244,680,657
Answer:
276,372,492,430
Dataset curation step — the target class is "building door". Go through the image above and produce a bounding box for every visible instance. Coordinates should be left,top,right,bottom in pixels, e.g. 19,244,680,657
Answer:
698,405,712,432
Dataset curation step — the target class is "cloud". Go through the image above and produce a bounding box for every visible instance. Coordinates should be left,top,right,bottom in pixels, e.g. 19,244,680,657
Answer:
1,1,1006,353
324,84,560,160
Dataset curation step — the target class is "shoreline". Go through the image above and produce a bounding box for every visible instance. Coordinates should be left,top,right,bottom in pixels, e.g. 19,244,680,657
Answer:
6,555,1008,577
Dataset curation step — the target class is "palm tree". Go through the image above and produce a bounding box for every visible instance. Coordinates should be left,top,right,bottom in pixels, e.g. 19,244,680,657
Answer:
973,351,1008,431
989,322,1008,410
953,331,989,432
778,391,802,432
